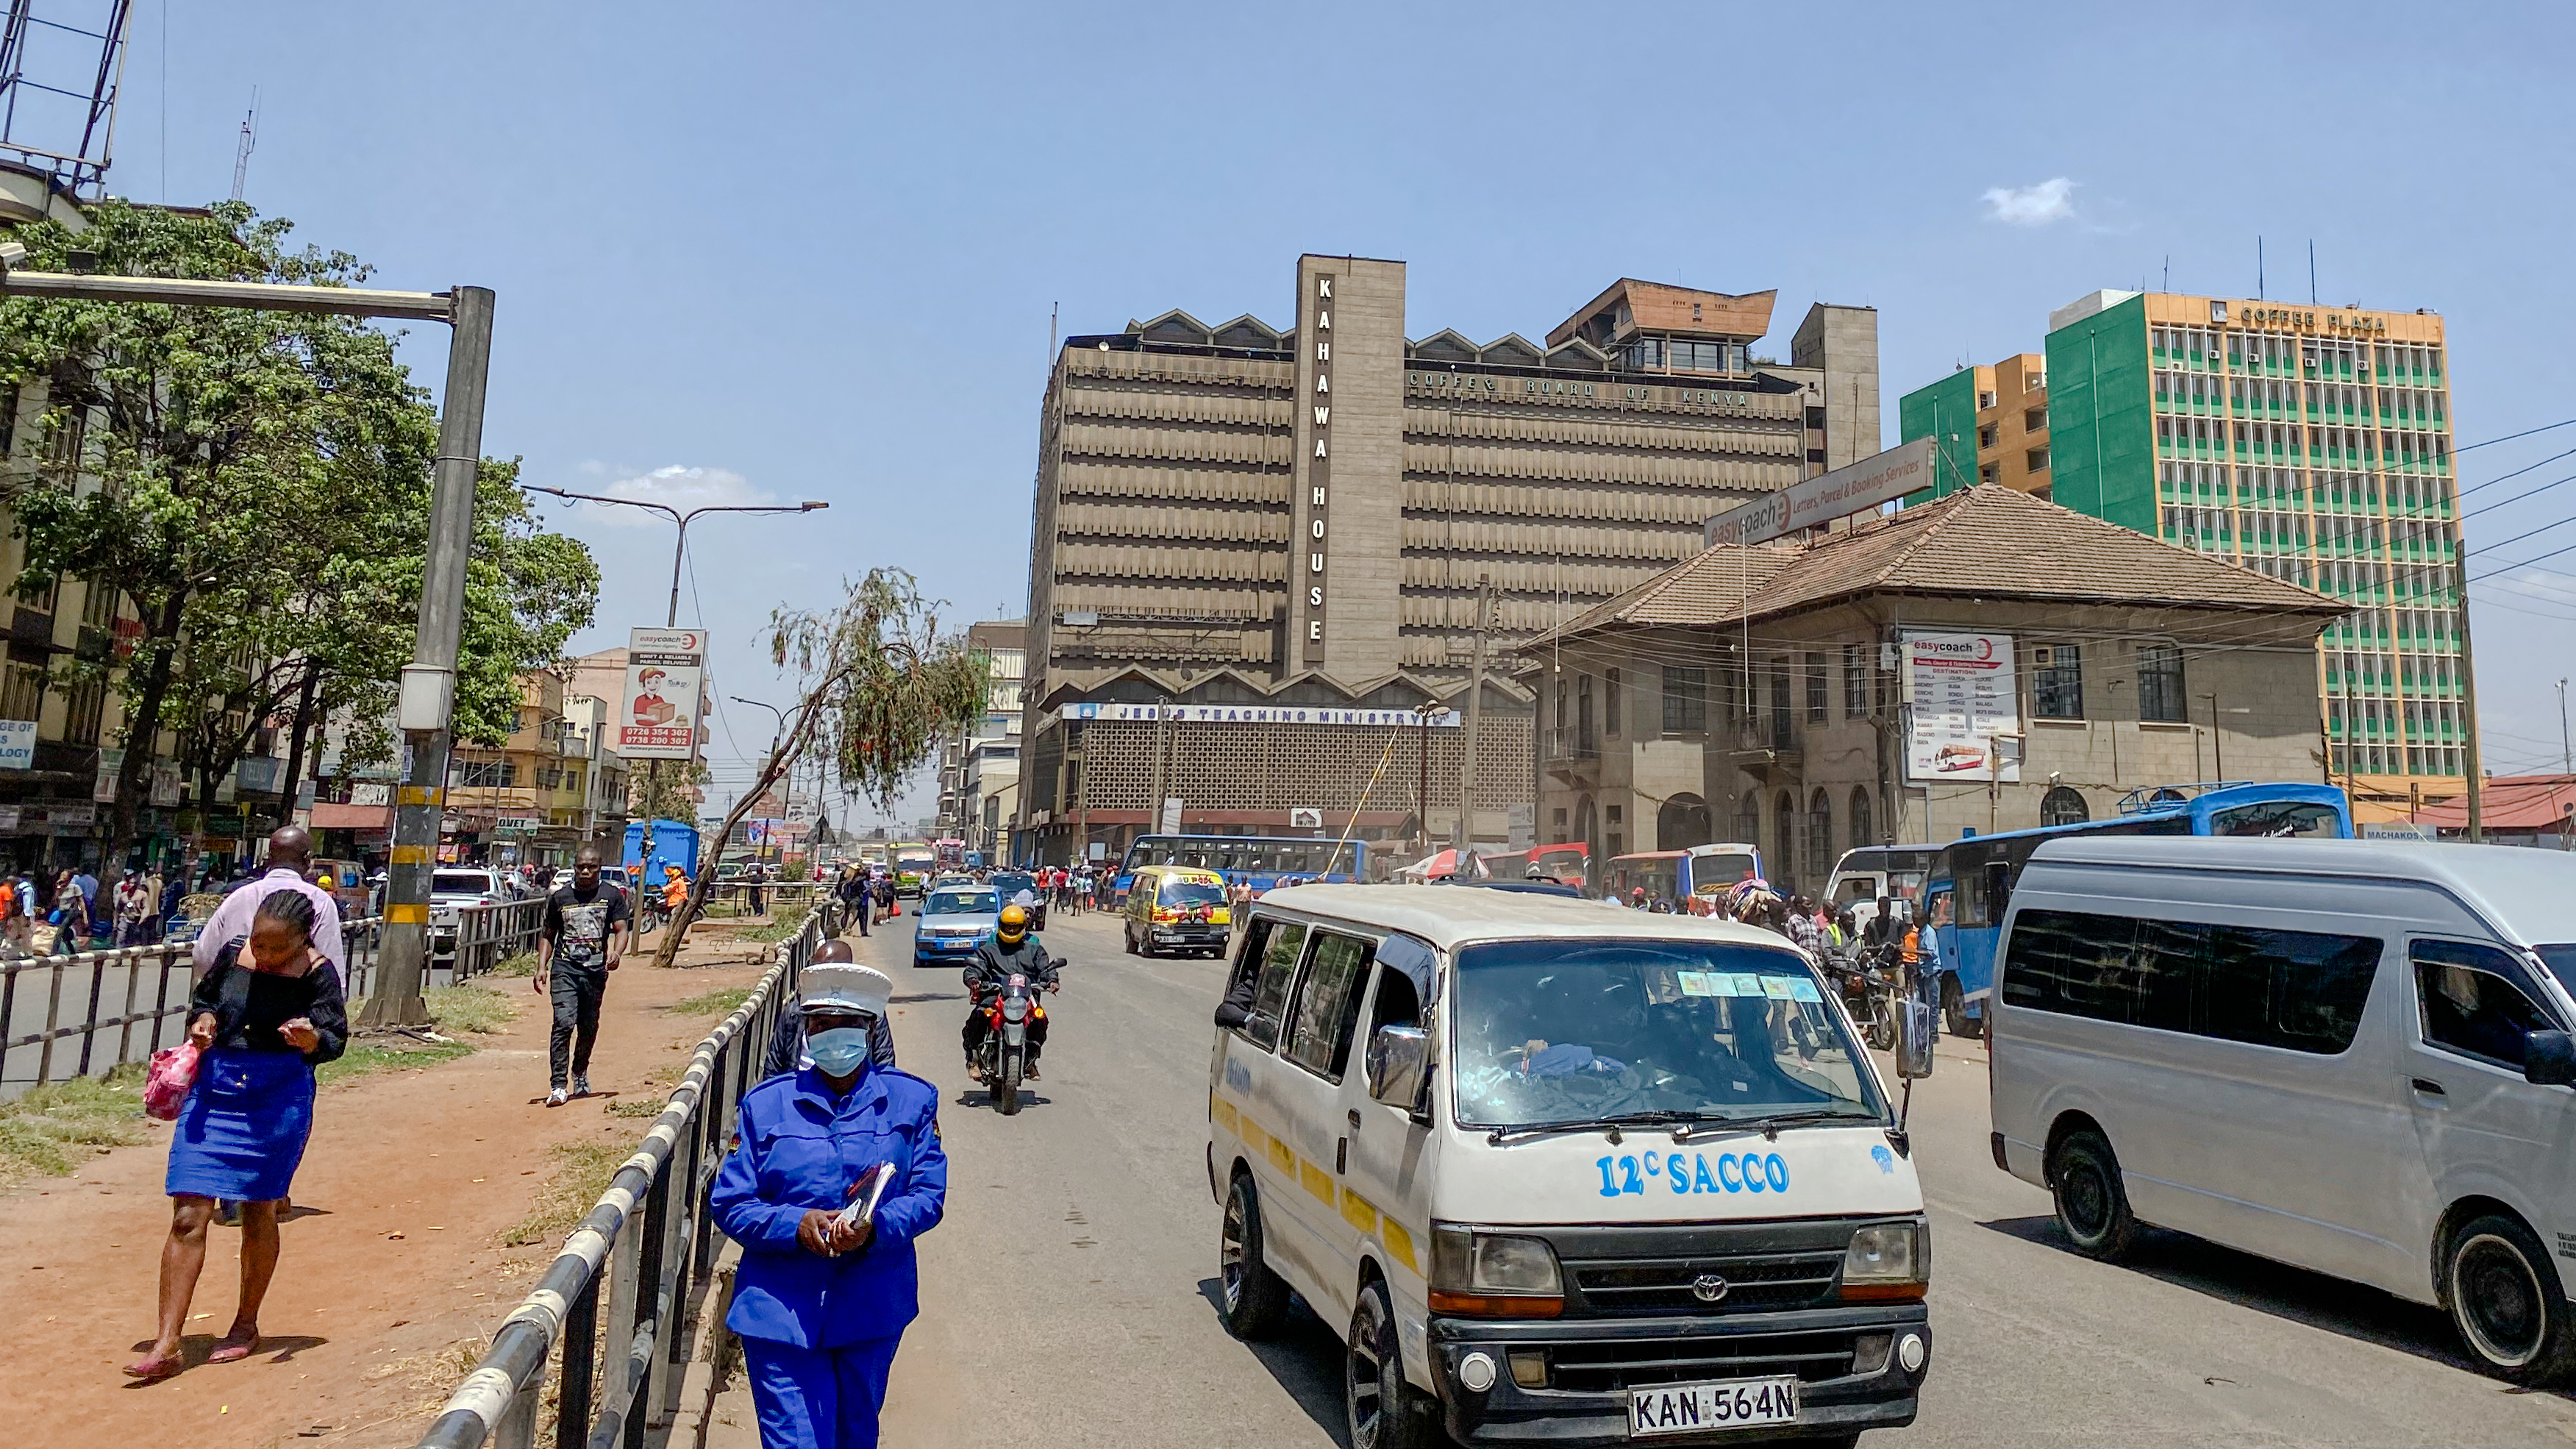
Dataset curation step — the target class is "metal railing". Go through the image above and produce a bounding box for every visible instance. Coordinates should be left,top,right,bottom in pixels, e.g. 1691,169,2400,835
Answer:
443,897,547,982
0,896,546,1094
417,898,841,1449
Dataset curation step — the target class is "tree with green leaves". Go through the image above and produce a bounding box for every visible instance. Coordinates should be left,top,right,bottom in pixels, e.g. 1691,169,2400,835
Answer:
653,569,985,968
0,199,596,861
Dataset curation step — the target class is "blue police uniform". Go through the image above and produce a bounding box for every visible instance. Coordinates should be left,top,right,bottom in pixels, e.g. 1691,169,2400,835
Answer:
712,1061,946,1449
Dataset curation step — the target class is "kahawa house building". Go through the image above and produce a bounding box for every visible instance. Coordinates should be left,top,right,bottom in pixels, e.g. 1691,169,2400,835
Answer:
1012,253,1881,868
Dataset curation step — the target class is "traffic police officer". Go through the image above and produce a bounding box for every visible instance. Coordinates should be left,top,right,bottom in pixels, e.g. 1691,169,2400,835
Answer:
712,962,945,1448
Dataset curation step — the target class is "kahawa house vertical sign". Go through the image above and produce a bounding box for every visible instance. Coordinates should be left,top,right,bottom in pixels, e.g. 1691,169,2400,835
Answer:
618,627,704,761
1300,267,1334,666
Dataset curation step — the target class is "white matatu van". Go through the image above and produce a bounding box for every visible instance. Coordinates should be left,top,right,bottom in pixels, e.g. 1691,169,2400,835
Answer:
1208,884,1933,1448
1989,836,2576,1384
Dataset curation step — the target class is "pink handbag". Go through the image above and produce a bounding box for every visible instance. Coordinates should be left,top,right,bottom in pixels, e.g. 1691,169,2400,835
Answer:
143,1042,201,1120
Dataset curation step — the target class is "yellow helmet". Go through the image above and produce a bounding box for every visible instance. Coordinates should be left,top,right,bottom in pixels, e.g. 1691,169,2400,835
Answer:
997,903,1029,945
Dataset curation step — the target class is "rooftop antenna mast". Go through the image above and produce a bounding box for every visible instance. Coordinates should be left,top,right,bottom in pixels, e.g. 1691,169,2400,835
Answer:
229,85,257,202
0,0,134,199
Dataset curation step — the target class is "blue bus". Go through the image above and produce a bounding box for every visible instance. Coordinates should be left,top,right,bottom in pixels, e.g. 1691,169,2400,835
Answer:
1924,782,2352,1035
1113,833,1369,901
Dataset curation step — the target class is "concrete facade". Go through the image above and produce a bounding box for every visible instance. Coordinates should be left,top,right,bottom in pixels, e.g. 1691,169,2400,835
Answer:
1017,254,1881,866
1902,290,2468,815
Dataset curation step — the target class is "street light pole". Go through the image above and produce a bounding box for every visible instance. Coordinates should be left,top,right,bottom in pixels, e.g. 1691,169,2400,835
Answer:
518,488,825,933
733,695,790,866
0,252,493,1030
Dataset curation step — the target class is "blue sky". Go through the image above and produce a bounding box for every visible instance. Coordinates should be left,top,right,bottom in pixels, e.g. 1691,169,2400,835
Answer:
122,1,2576,817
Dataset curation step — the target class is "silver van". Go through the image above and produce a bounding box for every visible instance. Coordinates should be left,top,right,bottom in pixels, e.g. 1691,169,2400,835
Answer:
1988,836,2576,1383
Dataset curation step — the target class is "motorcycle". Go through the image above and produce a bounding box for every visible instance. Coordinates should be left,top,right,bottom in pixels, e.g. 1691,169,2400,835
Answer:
1827,943,1902,1053
974,971,1047,1114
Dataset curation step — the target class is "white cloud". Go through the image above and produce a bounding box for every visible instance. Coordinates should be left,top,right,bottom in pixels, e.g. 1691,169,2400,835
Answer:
1983,177,2077,227
579,464,775,526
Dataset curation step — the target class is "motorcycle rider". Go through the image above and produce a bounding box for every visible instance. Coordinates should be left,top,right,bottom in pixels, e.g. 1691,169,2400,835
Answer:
963,904,1058,1082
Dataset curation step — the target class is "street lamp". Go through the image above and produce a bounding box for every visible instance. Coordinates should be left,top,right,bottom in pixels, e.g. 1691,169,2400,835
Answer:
733,696,792,865
518,486,827,630
521,485,824,933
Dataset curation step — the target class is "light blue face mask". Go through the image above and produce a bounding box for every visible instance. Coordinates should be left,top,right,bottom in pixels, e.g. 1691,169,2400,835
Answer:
807,1025,871,1076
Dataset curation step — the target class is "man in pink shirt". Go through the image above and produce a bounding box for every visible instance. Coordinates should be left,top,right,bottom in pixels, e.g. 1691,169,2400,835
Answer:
191,825,346,983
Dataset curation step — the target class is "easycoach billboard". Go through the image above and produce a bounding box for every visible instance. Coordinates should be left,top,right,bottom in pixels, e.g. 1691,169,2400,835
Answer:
1704,437,1935,547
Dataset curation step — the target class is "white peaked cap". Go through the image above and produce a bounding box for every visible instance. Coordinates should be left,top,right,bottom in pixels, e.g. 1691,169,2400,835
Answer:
800,964,893,1019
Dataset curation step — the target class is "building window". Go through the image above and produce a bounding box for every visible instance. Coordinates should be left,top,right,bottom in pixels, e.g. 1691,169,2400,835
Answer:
1806,788,1832,881
1606,804,1622,825
1606,833,1624,858
2027,446,2049,472
1662,665,1707,734
62,674,104,745
2137,643,2187,722
1737,792,1760,847
1551,807,1566,835
0,661,43,723
1577,673,1594,753
1774,792,1797,895
1849,787,1874,851
1804,654,1827,723
2041,786,2089,827
1604,669,1621,736
1977,424,1997,449
1842,643,1868,718
458,759,517,789
2032,643,2083,719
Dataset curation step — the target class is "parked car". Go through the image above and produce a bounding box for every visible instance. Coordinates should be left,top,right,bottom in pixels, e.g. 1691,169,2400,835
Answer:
429,867,507,961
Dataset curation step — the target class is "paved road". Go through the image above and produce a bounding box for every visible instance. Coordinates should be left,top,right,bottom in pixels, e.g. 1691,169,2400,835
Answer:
852,910,2576,1448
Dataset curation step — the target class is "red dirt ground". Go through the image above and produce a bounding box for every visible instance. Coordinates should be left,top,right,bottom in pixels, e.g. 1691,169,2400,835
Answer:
0,924,852,1448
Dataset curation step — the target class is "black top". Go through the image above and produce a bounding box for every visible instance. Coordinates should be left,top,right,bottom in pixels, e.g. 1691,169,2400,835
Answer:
966,937,1058,995
544,881,631,972
192,939,349,1063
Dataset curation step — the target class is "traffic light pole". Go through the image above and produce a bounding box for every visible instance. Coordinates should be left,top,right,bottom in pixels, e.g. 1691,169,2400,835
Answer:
0,257,491,1027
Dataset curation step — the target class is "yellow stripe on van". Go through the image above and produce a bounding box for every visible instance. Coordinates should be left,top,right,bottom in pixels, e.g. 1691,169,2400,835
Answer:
1340,1188,1379,1234
1300,1159,1335,1204
1382,1220,1418,1273
1269,1136,1297,1176
1212,1097,1238,1135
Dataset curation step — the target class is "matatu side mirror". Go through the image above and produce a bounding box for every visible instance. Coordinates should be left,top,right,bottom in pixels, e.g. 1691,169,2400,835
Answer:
1365,1024,1430,1111
1895,997,1937,1083
2525,1030,2576,1087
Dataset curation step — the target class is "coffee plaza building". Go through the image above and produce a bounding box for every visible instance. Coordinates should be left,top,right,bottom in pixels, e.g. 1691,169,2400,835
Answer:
1013,254,1882,867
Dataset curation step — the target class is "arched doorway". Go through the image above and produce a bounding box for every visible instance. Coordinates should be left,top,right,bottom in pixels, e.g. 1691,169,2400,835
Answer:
1735,791,1760,847
2041,786,2090,827
1658,793,1712,851
1849,786,1874,851
1774,791,1797,894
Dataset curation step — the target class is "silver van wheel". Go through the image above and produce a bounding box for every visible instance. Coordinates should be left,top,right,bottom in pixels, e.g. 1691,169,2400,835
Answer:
2455,1232,2544,1366
2446,1214,2576,1384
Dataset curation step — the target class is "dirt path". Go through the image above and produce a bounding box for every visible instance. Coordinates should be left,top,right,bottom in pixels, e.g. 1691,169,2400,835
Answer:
2,926,791,1449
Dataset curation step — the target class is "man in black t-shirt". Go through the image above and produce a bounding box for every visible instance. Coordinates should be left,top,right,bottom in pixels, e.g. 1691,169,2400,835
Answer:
536,843,630,1106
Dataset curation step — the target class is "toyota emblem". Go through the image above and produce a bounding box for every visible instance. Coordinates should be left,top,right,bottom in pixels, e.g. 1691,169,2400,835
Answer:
1691,1274,1729,1303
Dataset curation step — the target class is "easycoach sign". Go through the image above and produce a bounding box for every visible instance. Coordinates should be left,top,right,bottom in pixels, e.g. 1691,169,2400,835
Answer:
1704,437,1935,547
618,627,704,761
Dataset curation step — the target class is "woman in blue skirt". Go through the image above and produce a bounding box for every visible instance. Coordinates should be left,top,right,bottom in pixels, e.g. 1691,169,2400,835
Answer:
127,890,346,1380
